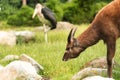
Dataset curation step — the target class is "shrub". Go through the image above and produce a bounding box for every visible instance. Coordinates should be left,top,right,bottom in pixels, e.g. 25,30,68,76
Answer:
0,0,21,21
7,15,23,26
46,0,64,21
0,12,8,21
63,0,108,24
0,6,17,21
7,6,41,26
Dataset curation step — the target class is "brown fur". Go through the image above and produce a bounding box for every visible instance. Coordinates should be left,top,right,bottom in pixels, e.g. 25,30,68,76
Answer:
62,0,120,78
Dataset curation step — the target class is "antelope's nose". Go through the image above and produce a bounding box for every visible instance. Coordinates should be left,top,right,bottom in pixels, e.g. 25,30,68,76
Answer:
62,52,69,61
62,58,68,61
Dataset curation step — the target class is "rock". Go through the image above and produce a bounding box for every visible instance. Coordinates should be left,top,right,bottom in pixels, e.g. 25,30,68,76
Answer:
34,22,75,31
15,30,35,43
20,54,44,72
0,65,4,70
0,60,42,80
34,26,44,31
72,57,118,80
72,67,107,80
1,55,19,61
56,21,75,30
0,31,16,46
83,76,114,80
81,57,116,69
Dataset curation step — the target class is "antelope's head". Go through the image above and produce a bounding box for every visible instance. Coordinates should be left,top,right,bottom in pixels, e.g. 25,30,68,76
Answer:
62,28,84,61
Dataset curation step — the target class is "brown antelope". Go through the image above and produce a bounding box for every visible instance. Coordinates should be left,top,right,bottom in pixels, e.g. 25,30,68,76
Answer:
62,0,120,78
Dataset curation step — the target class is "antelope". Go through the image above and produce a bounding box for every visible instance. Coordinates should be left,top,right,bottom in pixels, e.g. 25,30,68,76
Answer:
62,0,120,78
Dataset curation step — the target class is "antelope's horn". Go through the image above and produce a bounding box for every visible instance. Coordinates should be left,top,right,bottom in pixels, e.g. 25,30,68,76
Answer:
68,27,77,43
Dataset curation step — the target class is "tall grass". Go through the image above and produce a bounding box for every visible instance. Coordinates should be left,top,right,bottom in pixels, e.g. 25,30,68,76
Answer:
0,24,120,80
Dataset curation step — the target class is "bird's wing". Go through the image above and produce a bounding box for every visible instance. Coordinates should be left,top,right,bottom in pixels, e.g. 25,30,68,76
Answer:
41,7,57,29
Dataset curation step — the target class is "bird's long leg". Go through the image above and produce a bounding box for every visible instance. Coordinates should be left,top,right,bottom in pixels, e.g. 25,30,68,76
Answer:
43,24,48,43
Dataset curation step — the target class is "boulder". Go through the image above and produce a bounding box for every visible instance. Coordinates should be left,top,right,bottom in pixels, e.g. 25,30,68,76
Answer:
56,21,75,30
83,76,114,80
0,65,4,70
72,67,107,80
0,60,42,80
34,26,44,32
34,21,76,31
81,57,117,69
15,30,35,43
72,57,118,80
20,54,44,72
0,31,16,46
1,55,19,61
34,26,50,32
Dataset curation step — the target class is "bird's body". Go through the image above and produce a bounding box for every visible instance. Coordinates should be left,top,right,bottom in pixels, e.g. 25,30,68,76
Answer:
42,7,57,29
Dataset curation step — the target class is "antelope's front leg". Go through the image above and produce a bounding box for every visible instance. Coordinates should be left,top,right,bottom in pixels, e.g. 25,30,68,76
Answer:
106,38,116,78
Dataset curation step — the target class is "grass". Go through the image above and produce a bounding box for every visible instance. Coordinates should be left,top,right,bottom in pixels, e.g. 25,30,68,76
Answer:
0,23,120,80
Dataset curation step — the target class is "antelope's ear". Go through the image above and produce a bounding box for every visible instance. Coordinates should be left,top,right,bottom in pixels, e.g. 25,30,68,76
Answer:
67,27,77,43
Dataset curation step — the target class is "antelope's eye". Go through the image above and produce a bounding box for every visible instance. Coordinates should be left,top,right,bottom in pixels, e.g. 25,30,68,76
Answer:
73,43,77,47
66,47,69,50
73,42,79,47
66,46,73,50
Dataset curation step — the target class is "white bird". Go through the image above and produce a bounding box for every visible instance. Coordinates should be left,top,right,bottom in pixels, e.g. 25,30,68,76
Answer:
32,3,57,42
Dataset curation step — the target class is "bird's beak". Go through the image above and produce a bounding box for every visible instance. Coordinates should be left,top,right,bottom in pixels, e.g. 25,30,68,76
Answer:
32,9,37,19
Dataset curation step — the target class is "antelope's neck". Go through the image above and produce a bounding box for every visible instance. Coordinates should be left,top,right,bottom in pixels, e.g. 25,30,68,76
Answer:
77,25,100,48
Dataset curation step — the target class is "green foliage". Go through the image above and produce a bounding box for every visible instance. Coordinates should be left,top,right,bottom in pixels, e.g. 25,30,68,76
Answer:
0,0,113,24
53,5,64,21
9,0,21,8
0,0,20,20
62,2,78,23
44,0,111,24
63,0,108,24
45,0,64,21
7,6,41,26
0,12,8,20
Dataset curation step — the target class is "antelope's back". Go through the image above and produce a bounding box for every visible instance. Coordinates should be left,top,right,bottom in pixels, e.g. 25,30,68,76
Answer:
92,0,120,38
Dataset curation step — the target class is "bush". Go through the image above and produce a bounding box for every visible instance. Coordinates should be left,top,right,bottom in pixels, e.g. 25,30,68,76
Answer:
46,0,64,21
7,15,22,26
0,0,21,21
7,6,41,26
0,5,17,21
0,12,8,21
63,0,108,24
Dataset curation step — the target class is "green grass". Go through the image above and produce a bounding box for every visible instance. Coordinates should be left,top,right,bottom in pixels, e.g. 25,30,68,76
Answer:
0,23,120,80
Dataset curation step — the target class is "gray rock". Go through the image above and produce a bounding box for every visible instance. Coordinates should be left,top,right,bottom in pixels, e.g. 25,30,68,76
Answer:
0,60,42,80
15,30,35,43
1,55,19,61
81,57,117,69
0,31,16,46
72,57,117,80
0,65,4,70
34,26,49,32
72,67,107,80
56,21,75,30
20,54,44,72
83,76,114,80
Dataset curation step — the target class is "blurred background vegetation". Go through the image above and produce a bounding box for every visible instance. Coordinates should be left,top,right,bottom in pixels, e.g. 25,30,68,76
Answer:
0,0,112,26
